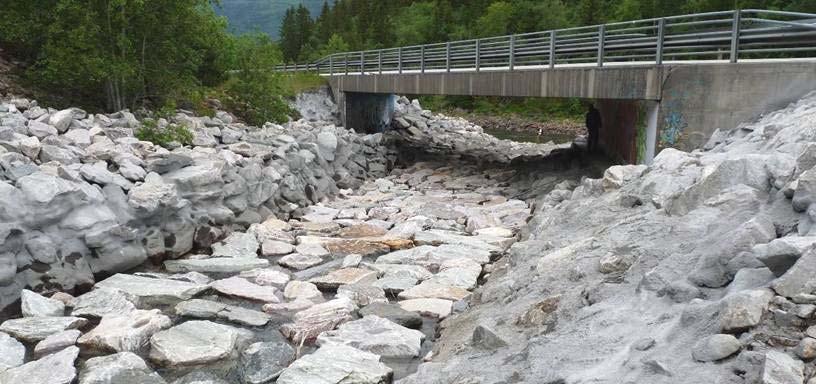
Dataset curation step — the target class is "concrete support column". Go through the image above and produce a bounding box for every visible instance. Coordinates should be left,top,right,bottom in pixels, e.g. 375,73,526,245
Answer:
644,101,659,165
342,92,396,134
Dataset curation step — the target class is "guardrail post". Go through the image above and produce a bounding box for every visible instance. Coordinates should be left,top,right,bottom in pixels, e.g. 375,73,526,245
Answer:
730,10,741,63
378,50,383,74
656,18,665,65
420,46,426,73
446,42,451,72
344,53,349,75
597,24,605,67
549,31,556,69
360,51,365,74
509,35,515,71
329,56,333,76
475,40,481,73
398,47,403,74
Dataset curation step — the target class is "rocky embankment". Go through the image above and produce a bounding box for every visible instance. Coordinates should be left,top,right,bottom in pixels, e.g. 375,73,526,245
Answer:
0,91,583,383
398,93,816,384
0,97,395,312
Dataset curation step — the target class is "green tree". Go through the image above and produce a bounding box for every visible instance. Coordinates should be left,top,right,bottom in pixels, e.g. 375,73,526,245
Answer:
475,1,515,37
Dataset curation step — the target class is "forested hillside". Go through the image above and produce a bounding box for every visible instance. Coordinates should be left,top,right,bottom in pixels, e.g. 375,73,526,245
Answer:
280,0,816,62
214,0,327,39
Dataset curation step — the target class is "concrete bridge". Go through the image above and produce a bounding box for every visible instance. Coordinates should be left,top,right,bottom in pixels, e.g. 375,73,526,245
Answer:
281,9,816,164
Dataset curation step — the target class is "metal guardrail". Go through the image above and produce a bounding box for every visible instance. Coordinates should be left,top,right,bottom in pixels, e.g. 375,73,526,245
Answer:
274,9,816,75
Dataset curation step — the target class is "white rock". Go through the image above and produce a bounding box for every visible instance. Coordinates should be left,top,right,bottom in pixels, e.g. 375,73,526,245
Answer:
21,289,66,317
149,321,243,366
399,298,453,319
164,257,269,274
762,350,804,384
0,316,87,342
211,277,281,303
280,298,356,343
284,281,324,302
0,331,25,370
34,329,81,357
317,315,425,358
77,309,172,353
276,344,391,384
211,232,259,258
78,352,166,384
71,288,136,318
95,274,208,307
0,346,78,384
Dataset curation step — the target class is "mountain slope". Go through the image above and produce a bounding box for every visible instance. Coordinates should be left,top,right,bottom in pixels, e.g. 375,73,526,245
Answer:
214,0,328,39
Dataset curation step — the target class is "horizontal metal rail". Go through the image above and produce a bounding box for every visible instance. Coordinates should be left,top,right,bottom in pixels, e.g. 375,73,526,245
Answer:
274,9,816,75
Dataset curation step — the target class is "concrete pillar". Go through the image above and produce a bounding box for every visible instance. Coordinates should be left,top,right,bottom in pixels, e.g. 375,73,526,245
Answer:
644,101,659,165
342,92,396,134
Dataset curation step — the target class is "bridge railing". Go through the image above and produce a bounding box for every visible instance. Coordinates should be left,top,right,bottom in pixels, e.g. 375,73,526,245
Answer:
273,9,816,75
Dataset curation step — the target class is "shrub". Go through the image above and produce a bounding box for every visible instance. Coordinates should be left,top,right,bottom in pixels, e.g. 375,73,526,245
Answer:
135,118,193,148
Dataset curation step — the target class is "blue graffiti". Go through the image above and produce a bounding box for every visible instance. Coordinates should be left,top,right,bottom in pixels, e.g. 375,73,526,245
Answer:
661,111,687,145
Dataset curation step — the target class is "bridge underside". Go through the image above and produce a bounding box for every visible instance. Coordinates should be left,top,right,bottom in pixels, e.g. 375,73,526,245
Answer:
329,61,816,164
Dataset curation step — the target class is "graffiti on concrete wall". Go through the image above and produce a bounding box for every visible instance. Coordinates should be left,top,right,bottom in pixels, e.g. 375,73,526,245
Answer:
660,89,688,147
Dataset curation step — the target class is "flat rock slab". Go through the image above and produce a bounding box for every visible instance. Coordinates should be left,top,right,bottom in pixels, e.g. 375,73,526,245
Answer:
336,284,388,307
281,298,356,344
0,346,78,384
0,316,87,342
239,268,291,288
211,232,259,258
241,339,296,384
365,263,433,280
763,350,804,384
376,244,490,270
95,274,208,307
279,253,324,270
359,302,423,329
413,230,500,252
0,331,25,370
211,277,281,303
21,289,65,317
317,315,425,358
310,268,378,290
372,275,419,294
34,329,81,358
276,344,392,384
175,299,270,327
78,309,172,353
284,281,323,302
71,288,136,318
398,281,471,301
261,240,295,256
165,257,269,274
399,298,453,319
79,352,166,384
338,223,388,238
149,320,242,367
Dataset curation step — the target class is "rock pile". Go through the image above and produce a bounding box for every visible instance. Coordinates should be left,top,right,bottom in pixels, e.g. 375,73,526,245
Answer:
0,97,396,310
389,96,573,163
0,149,542,382
396,93,816,384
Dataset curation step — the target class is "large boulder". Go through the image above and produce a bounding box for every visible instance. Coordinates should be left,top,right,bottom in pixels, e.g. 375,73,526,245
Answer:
317,315,425,358
78,352,166,384
0,346,79,384
276,344,392,384
149,320,244,366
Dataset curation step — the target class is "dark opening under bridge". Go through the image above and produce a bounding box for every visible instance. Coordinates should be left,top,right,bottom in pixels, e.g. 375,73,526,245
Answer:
280,9,816,164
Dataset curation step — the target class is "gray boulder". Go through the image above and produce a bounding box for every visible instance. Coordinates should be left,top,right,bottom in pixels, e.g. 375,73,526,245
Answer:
21,289,65,317
79,352,166,384
0,331,25,370
0,346,79,384
241,338,296,384
276,344,392,384
691,334,741,362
